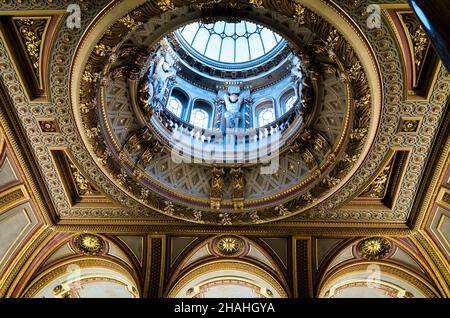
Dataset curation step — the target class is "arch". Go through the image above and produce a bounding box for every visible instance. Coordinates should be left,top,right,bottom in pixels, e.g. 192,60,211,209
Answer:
317,262,440,298
165,235,291,298
254,99,275,127
168,88,189,119
190,99,213,129
22,258,140,298
315,237,443,298
167,259,288,298
279,87,296,114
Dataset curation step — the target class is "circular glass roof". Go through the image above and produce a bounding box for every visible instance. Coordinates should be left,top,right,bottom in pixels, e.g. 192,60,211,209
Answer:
176,21,284,65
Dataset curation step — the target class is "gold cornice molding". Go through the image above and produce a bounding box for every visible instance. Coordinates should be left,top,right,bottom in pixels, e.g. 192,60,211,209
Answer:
49,221,413,235
0,185,28,213
0,11,66,16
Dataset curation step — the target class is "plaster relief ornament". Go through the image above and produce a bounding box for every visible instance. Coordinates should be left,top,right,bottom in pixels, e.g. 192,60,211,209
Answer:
74,233,105,256
222,85,248,129
214,235,244,256
152,49,176,106
358,237,391,260
291,56,304,110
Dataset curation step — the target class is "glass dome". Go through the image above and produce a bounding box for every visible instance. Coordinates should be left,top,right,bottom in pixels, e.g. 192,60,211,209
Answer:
176,21,285,66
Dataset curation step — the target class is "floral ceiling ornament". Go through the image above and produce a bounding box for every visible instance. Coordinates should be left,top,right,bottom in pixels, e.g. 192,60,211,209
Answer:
74,233,105,256
358,237,391,260
214,235,244,256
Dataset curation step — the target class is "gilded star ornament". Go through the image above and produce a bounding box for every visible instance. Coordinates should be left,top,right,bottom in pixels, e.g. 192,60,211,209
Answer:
74,233,104,256
358,237,391,260
215,236,244,256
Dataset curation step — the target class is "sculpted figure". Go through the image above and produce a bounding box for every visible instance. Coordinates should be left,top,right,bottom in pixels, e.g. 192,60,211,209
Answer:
291,56,304,105
153,51,176,102
223,86,246,129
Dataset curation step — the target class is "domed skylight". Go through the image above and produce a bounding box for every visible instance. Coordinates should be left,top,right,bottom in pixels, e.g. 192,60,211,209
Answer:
176,21,284,65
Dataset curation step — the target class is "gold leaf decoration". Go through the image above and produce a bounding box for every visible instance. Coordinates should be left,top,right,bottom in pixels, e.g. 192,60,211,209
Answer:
275,204,290,216
214,236,243,256
74,233,104,256
250,211,263,224
13,18,48,79
38,120,58,133
119,14,138,30
94,43,113,57
358,237,391,260
193,210,204,223
360,157,393,198
163,201,175,215
69,163,97,195
248,0,263,7
157,0,175,12
293,3,306,24
400,119,420,133
210,167,224,210
219,213,232,225
411,25,428,67
231,168,245,210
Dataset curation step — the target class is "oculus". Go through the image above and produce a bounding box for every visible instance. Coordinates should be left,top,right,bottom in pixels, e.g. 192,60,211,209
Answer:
176,21,285,66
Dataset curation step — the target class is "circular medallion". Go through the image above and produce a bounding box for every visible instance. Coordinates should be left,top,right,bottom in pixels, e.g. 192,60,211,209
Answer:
213,235,245,257
358,237,391,260
74,233,105,256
